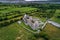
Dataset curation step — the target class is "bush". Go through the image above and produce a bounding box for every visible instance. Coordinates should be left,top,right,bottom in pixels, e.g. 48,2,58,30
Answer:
39,31,50,40
34,33,40,38
57,16,60,18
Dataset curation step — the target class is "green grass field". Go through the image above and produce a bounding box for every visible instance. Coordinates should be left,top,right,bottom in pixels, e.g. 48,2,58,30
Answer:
0,23,19,40
0,22,35,40
0,4,60,40
0,6,38,40
51,10,60,23
0,7,37,13
51,17,60,24
43,23,60,40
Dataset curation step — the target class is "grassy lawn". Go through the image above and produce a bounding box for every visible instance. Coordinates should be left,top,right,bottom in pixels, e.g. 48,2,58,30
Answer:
0,22,38,40
55,10,60,13
30,16,46,22
51,17,60,24
43,23,60,40
51,10,60,24
21,21,33,30
0,23,19,40
39,17,46,22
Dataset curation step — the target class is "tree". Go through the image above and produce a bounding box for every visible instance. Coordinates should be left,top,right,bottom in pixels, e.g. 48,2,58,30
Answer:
46,9,56,19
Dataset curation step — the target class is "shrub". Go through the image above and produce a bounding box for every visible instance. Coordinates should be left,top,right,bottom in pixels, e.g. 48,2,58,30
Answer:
39,31,50,40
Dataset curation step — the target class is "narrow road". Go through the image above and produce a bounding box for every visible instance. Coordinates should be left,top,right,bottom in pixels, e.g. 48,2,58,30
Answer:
41,20,60,29
42,21,47,29
48,20,60,28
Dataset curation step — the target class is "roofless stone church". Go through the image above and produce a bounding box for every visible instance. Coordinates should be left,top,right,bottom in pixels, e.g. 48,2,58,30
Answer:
23,14,43,30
